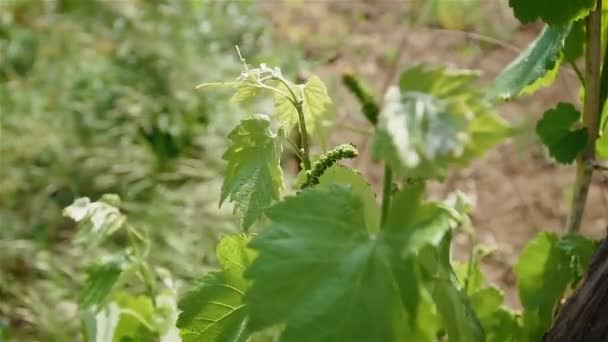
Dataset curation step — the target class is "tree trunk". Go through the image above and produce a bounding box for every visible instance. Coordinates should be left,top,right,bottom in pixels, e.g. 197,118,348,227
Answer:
543,232,608,341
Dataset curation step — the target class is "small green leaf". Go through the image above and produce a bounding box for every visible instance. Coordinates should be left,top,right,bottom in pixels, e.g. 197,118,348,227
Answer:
113,293,156,342
419,235,485,342
220,115,283,229
563,20,585,62
177,234,255,342
231,82,262,103
274,75,332,134
482,308,522,342
536,102,588,164
489,25,569,100
80,253,133,310
317,165,380,233
374,64,509,179
515,232,578,341
508,0,596,25
246,185,452,341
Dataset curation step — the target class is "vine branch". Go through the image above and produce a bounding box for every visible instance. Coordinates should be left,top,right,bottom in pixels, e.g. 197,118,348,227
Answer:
567,0,603,233
380,165,393,227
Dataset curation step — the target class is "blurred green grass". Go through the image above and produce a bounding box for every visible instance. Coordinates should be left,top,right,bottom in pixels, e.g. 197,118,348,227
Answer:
0,1,302,340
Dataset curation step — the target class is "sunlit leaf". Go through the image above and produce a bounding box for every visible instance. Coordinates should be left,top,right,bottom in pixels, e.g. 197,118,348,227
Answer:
177,234,255,342
113,293,156,342
220,115,283,229
489,25,569,100
274,75,332,134
536,102,588,164
514,232,594,341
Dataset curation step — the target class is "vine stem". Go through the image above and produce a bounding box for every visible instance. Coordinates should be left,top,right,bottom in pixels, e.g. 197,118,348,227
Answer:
380,165,393,227
275,77,312,171
567,0,603,233
295,99,312,171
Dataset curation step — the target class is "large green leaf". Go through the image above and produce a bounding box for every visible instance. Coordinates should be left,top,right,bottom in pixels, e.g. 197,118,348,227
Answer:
317,165,380,233
373,64,509,179
177,234,255,342
245,184,459,341
508,0,596,25
274,75,332,134
220,115,283,229
514,232,596,341
489,25,570,100
80,253,133,310
536,102,588,164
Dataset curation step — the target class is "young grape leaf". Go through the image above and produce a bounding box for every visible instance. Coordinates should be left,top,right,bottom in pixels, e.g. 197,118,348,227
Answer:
64,196,126,247
231,74,262,103
245,184,459,342
373,64,509,179
536,102,588,164
489,25,570,100
418,235,485,342
220,115,283,229
112,293,156,342
274,75,332,134
317,165,380,233
514,232,592,341
508,0,596,25
178,234,255,342
80,252,133,310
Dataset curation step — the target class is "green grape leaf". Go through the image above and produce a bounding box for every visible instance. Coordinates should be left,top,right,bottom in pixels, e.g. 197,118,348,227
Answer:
508,0,596,25
274,75,332,134
373,64,509,179
514,232,586,341
419,235,485,342
317,165,380,233
83,303,121,342
64,196,126,247
536,102,588,164
112,293,156,342
563,20,585,62
482,308,523,342
489,25,569,100
220,115,283,229
178,234,255,342
245,184,454,342
80,253,133,310
231,83,262,103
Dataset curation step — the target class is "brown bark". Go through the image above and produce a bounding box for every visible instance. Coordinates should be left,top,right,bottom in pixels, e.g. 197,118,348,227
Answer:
543,234,608,341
